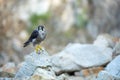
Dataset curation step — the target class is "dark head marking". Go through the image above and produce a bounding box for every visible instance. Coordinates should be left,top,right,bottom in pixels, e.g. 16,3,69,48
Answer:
38,25,44,31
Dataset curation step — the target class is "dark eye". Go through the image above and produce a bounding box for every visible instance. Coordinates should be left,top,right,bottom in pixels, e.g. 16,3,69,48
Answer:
38,26,40,30
41,27,44,31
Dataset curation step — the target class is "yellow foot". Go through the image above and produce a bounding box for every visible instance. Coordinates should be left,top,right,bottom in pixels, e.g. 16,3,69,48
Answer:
35,45,43,54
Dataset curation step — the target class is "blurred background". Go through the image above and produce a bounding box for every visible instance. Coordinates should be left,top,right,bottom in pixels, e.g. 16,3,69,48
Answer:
0,0,120,66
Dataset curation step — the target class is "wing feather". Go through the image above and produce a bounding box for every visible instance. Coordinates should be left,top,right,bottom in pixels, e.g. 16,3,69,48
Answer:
28,30,39,42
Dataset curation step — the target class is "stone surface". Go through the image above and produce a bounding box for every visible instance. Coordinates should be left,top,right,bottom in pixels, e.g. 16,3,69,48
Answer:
93,34,115,48
56,74,69,80
96,71,120,80
105,55,120,78
1,62,16,74
51,43,113,74
67,76,84,80
96,55,120,80
15,49,69,80
15,49,51,78
32,67,56,80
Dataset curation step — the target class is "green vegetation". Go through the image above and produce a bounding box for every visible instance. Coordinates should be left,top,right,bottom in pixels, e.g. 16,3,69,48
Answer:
27,12,50,33
76,9,88,28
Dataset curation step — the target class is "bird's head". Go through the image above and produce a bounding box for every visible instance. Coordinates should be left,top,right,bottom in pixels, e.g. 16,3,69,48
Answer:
37,25,46,39
38,25,44,31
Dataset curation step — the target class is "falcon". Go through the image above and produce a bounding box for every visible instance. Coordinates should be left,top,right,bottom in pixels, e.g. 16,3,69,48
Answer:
23,25,46,53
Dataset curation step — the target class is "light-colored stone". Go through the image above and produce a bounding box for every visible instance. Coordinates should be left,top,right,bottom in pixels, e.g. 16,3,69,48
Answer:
56,74,69,80
96,55,120,80
51,43,113,74
32,68,56,80
15,49,51,78
1,62,16,74
30,70,69,80
75,67,103,77
113,40,120,56
93,34,114,48
67,76,84,80
105,55,120,78
29,75,42,80
15,49,71,80
96,71,120,80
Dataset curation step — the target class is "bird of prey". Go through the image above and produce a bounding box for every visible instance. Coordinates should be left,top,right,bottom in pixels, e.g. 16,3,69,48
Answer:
23,25,46,53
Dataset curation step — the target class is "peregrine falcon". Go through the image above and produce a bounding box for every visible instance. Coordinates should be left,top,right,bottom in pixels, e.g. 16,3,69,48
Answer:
23,25,46,53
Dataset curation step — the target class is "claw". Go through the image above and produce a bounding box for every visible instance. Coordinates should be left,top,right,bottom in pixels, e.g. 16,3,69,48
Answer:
38,45,42,50
35,45,43,54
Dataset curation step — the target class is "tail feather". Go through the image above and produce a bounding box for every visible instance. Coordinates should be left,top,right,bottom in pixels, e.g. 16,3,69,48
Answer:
23,41,30,47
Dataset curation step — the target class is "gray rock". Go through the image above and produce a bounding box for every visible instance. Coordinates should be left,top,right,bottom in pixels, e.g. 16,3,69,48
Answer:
51,43,113,74
96,55,120,80
31,67,56,80
105,55,120,78
93,34,115,48
96,71,120,80
15,49,69,80
113,41,120,56
56,74,69,80
15,49,51,78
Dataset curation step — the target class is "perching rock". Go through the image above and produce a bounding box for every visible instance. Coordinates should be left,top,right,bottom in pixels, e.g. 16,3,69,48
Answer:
51,43,113,74
96,55,120,80
15,49,52,78
15,49,69,80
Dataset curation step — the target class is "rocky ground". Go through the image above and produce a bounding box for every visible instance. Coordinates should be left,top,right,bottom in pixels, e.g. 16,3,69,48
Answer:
0,34,120,80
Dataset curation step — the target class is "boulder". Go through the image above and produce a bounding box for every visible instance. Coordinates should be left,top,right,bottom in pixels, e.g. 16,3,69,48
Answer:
96,71,120,80
15,49,69,80
105,55,120,78
96,55,120,80
93,34,115,48
51,43,113,74
15,49,52,78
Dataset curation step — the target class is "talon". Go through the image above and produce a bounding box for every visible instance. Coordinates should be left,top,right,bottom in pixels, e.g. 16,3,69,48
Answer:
35,45,43,53
38,45,43,50
35,45,39,53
